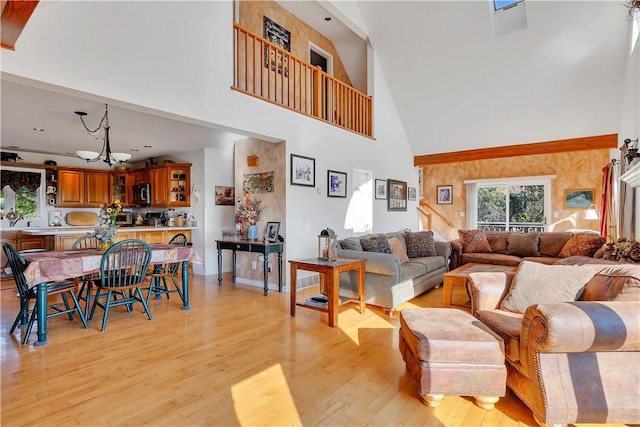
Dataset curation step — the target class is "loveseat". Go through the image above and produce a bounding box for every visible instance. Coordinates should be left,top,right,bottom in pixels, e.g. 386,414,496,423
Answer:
466,261,640,426
449,230,606,270
337,230,451,311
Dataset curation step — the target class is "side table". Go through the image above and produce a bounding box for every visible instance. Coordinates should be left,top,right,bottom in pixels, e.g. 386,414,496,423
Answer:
289,258,366,327
216,239,285,295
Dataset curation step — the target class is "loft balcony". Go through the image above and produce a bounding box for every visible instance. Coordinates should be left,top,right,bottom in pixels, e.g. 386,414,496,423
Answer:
232,23,373,138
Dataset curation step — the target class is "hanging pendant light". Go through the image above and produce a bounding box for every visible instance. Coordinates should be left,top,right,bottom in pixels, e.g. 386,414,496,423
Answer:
75,104,131,167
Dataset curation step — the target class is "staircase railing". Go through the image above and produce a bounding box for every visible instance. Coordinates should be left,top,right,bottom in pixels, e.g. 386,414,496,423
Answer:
232,23,373,138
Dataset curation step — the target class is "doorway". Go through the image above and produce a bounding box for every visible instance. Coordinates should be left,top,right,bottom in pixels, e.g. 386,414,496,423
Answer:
309,43,333,120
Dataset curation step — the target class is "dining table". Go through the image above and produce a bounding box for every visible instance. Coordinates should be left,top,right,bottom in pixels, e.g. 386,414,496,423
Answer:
21,243,202,346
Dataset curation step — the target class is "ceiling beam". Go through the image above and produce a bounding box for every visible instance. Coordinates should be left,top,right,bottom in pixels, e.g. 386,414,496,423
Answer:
1,0,39,51
413,134,618,166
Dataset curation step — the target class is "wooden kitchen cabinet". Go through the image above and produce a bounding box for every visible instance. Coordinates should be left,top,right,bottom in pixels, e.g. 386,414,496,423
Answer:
1,231,53,269
142,163,191,207
167,165,191,207
111,173,129,205
57,169,109,207
57,169,84,206
149,167,168,206
53,229,191,250
84,171,110,206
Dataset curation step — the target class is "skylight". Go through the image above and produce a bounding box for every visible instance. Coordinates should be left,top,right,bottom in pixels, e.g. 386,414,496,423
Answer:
494,0,523,11
490,0,527,37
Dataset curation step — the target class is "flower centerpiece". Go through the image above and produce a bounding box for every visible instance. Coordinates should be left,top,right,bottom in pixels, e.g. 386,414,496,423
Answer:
89,199,123,250
602,237,640,263
236,192,265,240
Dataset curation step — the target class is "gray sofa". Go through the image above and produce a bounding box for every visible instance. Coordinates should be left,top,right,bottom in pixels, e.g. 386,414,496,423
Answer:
336,230,451,311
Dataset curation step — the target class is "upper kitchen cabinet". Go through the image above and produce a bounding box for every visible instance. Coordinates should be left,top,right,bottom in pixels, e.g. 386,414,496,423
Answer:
149,167,168,206
167,165,190,207
145,163,191,207
58,169,109,207
111,172,129,205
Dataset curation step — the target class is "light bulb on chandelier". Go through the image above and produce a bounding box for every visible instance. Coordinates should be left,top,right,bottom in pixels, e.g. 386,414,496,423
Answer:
75,104,131,167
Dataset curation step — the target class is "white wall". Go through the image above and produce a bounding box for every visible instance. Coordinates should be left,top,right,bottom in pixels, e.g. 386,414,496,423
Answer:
1,1,419,277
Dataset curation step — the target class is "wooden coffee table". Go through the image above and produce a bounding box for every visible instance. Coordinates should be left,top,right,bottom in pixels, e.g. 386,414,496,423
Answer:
443,263,518,310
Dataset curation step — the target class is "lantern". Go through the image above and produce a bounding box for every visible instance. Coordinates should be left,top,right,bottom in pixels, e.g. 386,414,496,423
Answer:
318,228,338,261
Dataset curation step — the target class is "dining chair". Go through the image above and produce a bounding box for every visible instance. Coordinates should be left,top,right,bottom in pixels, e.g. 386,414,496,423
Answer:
146,233,188,304
71,234,103,320
2,243,88,345
89,239,153,332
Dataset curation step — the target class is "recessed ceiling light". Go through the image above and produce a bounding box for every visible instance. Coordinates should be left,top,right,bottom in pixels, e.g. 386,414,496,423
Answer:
33,128,45,132
131,149,140,152
143,145,152,148
324,16,331,21
8,145,19,149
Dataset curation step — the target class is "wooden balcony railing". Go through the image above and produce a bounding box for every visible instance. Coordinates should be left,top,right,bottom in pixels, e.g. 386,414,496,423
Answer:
232,23,373,138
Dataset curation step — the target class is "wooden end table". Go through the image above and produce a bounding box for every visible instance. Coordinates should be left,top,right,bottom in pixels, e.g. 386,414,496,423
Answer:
443,263,518,310
289,258,366,327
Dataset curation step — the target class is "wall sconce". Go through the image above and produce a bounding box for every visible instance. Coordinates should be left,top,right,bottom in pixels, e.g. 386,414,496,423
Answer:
247,155,260,167
584,204,599,220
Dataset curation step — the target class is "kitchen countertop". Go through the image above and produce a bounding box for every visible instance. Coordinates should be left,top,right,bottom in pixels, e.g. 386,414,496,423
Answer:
19,226,197,236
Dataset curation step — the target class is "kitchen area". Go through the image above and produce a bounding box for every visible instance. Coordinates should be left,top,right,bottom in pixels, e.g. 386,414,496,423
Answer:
1,159,197,271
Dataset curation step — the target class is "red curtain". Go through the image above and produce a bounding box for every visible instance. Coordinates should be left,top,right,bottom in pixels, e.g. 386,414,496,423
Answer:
600,161,617,241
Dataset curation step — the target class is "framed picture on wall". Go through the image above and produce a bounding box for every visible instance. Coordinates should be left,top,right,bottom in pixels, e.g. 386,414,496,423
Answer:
375,179,387,200
327,170,347,198
290,154,315,187
564,188,595,209
408,187,416,201
387,179,407,211
437,185,453,204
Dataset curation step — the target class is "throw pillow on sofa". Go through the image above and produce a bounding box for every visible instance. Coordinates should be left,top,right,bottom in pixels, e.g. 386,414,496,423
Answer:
405,230,437,257
500,261,598,313
360,234,392,254
558,233,606,258
388,237,409,263
458,229,492,253
579,265,640,302
506,233,540,257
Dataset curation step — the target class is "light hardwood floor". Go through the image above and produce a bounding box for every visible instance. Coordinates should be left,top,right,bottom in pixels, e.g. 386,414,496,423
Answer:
0,274,632,426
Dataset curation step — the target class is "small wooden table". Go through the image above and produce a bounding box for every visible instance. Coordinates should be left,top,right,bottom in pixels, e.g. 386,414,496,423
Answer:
289,258,366,327
443,263,518,310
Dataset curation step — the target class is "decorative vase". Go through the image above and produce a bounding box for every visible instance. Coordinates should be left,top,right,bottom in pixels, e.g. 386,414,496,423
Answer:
98,240,114,251
247,224,258,240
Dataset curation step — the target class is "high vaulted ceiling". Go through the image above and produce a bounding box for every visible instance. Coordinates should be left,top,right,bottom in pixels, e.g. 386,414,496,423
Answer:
0,1,633,163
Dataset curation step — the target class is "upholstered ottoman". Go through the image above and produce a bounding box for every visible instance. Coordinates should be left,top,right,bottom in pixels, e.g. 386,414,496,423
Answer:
399,308,506,409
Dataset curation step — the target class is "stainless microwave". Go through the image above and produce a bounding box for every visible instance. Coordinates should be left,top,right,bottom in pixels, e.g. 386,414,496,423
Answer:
132,183,151,206
115,211,133,226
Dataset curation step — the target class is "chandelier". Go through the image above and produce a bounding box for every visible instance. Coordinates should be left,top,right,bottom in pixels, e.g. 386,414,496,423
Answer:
75,104,131,167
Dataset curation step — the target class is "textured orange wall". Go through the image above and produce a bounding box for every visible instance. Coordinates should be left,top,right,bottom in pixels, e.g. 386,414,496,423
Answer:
238,0,353,87
421,149,610,240
234,138,286,283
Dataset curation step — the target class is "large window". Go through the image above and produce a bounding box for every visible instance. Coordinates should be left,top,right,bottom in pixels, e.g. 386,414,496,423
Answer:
465,175,554,232
0,167,44,219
